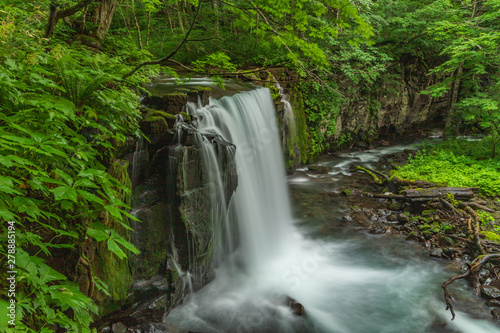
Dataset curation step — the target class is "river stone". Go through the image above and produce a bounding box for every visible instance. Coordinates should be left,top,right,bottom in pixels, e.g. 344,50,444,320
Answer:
398,213,409,224
430,248,443,258
486,299,500,307
308,165,330,173
481,285,500,299
492,308,500,321
388,202,402,211
112,322,127,333
388,214,398,222
422,231,433,240
439,236,455,247
479,268,490,281
489,279,500,289
406,232,419,242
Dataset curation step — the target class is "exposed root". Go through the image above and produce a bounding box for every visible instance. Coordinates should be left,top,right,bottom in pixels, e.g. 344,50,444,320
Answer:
442,254,500,320
439,198,463,218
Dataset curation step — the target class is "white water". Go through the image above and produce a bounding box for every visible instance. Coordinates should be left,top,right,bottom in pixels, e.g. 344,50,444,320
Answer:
166,88,499,333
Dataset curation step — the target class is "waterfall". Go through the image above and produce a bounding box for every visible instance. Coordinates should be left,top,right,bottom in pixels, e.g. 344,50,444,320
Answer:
188,88,293,269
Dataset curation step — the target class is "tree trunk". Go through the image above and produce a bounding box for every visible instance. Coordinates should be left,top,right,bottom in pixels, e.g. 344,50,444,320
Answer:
444,60,464,135
212,0,219,35
130,0,143,49
91,0,117,40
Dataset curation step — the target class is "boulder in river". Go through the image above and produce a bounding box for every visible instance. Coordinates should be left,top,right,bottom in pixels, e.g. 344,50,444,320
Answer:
307,165,330,174
486,299,500,308
430,248,443,258
285,296,306,316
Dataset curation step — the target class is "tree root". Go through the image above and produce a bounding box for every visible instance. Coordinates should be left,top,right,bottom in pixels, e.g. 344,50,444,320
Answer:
464,206,486,255
439,198,463,217
442,254,500,320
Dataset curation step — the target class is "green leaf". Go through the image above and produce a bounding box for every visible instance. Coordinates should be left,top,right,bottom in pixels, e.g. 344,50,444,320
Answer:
0,207,17,221
50,186,70,201
54,169,73,186
107,238,127,259
78,190,104,205
38,263,67,283
73,179,97,188
86,227,109,242
114,236,140,254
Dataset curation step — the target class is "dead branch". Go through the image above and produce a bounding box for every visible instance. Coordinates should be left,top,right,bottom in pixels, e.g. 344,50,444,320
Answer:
464,202,495,213
354,165,387,185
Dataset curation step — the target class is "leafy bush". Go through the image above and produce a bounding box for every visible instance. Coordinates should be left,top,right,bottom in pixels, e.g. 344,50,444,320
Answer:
0,4,154,331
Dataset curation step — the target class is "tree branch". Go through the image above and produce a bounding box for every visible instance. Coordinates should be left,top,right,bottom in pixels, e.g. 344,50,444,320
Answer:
45,0,96,38
122,0,202,79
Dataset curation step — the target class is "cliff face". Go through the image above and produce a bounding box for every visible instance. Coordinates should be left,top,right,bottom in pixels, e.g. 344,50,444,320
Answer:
266,58,450,172
336,56,449,140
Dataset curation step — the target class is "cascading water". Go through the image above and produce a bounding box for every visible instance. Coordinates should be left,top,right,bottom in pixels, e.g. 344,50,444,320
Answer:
165,87,499,333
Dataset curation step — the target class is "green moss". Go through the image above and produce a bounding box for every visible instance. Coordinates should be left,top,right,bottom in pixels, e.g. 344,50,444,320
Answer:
180,112,192,122
94,160,134,314
481,231,500,242
342,189,352,196
144,109,176,120
422,210,436,216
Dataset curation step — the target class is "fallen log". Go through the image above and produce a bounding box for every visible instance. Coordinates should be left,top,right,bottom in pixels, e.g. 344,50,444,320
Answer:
401,187,477,201
372,193,407,200
354,165,386,185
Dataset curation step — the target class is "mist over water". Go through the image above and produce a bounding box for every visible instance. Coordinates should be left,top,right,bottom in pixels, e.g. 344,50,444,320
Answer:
165,88,499,333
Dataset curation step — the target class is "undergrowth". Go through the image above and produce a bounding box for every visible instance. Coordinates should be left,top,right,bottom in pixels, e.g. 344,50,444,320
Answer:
393,138,500,196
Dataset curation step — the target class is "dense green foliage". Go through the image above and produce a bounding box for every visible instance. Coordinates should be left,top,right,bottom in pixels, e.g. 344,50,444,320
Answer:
0,1,156,331
393,139,500,196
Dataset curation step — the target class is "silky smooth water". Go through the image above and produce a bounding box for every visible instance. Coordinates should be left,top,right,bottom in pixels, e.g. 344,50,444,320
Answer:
165,88,499,333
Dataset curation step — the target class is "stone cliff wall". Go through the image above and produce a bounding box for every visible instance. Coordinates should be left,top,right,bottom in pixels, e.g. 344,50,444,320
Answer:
262,57,450,172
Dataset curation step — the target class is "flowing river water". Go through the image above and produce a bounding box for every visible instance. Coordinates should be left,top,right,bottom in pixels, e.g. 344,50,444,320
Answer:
163,87,499,333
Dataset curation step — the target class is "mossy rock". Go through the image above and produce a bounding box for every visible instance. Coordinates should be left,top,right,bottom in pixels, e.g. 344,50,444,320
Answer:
422,210,436,216
419,224,431,231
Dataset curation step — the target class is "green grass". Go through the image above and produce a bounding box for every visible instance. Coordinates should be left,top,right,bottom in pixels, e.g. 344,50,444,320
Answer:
392,138,500,196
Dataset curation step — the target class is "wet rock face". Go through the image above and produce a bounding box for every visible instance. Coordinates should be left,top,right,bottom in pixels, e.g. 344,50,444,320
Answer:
127,135,237,298
117,90,238,326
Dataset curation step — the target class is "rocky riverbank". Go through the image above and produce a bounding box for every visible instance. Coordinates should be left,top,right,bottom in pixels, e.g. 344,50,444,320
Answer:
305,146,500,322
